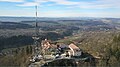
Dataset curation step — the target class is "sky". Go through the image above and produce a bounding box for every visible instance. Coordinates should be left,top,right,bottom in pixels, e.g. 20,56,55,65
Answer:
0,0,120,18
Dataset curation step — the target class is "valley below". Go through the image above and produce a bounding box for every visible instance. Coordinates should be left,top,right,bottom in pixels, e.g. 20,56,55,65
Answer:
0,17,120,67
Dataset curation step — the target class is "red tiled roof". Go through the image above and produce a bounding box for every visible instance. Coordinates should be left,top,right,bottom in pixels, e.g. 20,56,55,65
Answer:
69,43,79,50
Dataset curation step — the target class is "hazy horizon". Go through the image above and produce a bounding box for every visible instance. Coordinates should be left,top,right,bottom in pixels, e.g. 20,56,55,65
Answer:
0,16,120,18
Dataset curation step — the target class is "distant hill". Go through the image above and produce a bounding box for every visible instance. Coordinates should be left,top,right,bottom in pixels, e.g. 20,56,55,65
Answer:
0,21,33,29
0,16,102,22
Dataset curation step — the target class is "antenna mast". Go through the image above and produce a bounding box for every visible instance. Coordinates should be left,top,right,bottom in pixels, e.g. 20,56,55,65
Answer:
35,2,39,36
33,0,40,56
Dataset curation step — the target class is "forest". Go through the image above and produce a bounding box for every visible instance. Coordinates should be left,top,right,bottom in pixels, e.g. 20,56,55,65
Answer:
0,18,120,67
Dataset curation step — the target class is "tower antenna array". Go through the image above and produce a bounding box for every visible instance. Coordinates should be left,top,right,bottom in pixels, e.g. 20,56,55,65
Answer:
35,3,39,36
32,0,41,56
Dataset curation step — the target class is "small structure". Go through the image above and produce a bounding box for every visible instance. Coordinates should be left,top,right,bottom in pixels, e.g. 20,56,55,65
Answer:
40,39,82,59
57,43,82,57
41,39,51,50
68,43,82,57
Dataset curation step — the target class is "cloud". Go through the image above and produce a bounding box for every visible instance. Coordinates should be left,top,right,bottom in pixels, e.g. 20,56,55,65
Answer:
48,0,79,5
0,0,24,2
76,0,120,9
99,0,120,8
37,10,120,18
51,0,120,9
16,0,120,9
17,0,48,6
1,0,120,9
17,0,79,7
17,2,39,6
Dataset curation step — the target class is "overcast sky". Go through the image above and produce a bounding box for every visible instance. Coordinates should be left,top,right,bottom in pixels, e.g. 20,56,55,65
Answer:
0,0,120,18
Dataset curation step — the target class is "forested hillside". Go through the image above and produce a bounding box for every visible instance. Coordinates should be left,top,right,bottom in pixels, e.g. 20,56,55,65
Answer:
0,17,120,66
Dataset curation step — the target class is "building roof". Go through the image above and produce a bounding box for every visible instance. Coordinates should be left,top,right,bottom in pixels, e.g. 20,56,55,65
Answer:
69,43,79,50
42,39,51,49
